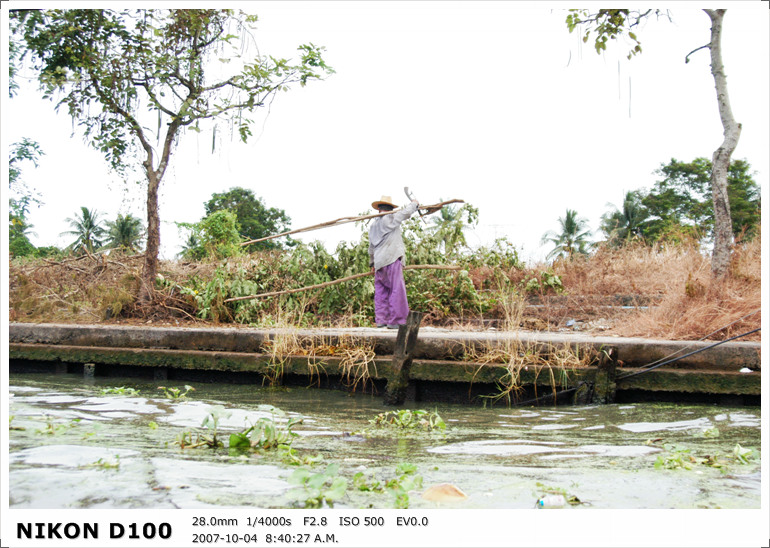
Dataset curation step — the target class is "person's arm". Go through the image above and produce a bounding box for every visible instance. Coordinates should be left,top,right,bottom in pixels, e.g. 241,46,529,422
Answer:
378,200,419,231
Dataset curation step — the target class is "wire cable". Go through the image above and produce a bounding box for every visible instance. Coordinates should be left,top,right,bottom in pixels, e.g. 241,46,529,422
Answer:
616,327,760,381
621,308,761,373
508,324,760,407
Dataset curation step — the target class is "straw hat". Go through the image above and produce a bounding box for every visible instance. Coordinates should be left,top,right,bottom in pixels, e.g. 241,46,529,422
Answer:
372,195,398,210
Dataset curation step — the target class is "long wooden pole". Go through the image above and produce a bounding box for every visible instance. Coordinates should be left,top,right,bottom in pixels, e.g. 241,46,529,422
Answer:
240,199,465,246
224,264,461,303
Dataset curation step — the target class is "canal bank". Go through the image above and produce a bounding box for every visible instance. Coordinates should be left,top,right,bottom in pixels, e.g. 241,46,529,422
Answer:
8,322,761,406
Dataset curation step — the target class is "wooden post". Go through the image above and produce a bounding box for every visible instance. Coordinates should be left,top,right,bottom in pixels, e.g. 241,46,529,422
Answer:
592,346,618,404
384,311,424,406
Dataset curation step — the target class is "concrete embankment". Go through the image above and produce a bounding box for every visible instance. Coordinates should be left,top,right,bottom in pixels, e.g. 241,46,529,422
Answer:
8,322,761,405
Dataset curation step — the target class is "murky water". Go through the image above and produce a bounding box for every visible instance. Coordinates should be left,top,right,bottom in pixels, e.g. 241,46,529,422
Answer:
8,373,761,509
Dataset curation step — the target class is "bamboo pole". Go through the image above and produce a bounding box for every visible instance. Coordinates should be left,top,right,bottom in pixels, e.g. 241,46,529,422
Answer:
240,199,465,246
224,264,462,303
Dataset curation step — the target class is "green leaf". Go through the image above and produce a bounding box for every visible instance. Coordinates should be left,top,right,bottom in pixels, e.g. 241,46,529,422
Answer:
307,473,327,490
396,462,417,475
288,468,312,485
324,477,348,500
324,463,340,476
229,432,251,449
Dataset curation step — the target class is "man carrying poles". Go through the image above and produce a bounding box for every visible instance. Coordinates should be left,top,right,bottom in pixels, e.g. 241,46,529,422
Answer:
368,194,420,328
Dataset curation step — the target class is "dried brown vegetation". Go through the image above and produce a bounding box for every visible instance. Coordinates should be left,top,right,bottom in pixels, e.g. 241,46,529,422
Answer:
541,239,761,341
8,238,761,342
604,239,761,341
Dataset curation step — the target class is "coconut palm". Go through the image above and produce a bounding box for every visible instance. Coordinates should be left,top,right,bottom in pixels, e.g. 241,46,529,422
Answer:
541,209,592,260
429,202,479,259
178,231,204,261
61,207,106,254
105,213,144,252
600,190,650,246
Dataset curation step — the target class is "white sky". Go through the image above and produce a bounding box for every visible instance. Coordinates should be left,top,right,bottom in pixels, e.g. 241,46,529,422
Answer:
3,3,769,264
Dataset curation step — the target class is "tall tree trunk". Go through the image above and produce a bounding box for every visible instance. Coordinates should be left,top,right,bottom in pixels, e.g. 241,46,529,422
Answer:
705,9,741,279
140,171,161,303
138,117,180,305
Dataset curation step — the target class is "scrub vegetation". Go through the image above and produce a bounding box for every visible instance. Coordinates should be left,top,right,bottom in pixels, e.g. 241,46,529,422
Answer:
8,218,761,343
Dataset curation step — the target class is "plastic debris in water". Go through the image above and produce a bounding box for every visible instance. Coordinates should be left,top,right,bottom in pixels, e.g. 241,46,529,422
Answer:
421,483,468,501
536,494,566,508
739,368,753,373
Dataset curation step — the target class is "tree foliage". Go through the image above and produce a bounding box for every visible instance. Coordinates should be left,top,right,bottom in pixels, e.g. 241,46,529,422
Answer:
61,207,107,254
541,209,592,261
428,203,479,260
105,213,145,252
9,139,45,258
565,9,666,59
12,9,334,300
600,190,651,247
178,209,243,261
205,187,293,251
642,158,760,243
9,211,37,258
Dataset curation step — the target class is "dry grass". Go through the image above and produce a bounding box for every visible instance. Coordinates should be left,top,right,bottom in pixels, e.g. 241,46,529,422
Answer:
514,239,761,342
9,252,145,323
260,329,377,391
338,344,378,394
553,240,708,296
464,336,599,405
600,239,761,341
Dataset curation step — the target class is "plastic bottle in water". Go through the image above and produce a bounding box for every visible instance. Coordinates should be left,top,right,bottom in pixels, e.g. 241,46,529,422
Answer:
536,494,567,508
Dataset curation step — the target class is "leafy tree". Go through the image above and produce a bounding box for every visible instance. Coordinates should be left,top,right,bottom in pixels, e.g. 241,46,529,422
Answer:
34,246,64,259
200,210,243,259
641,158,760,243
9,138,44,193
178,210,242,260
178,232,205,261
600,190,651,246
9,139,45,258
12,9,333,301
725,160,762,241
9,205,37,258
541,209,592,261
205,187,293,250
61,207,106,254
428,203,479,259
566,9,741,278
105,213,145,252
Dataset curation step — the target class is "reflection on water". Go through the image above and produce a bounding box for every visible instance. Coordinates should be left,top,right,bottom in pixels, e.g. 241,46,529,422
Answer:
8,373,762,509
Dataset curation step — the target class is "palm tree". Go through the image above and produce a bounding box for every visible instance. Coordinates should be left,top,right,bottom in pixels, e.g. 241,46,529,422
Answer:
541,209,592,261
61,207,106,254
105,213,144,252
9,200,38,257
429,202,478,258
600,190,650,246
178,231,204,261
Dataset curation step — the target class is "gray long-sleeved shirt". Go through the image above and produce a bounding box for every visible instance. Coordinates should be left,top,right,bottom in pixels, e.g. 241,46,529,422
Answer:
368,201,419,271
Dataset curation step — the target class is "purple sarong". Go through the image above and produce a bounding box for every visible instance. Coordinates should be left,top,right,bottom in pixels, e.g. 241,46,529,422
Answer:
374,259,409,326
